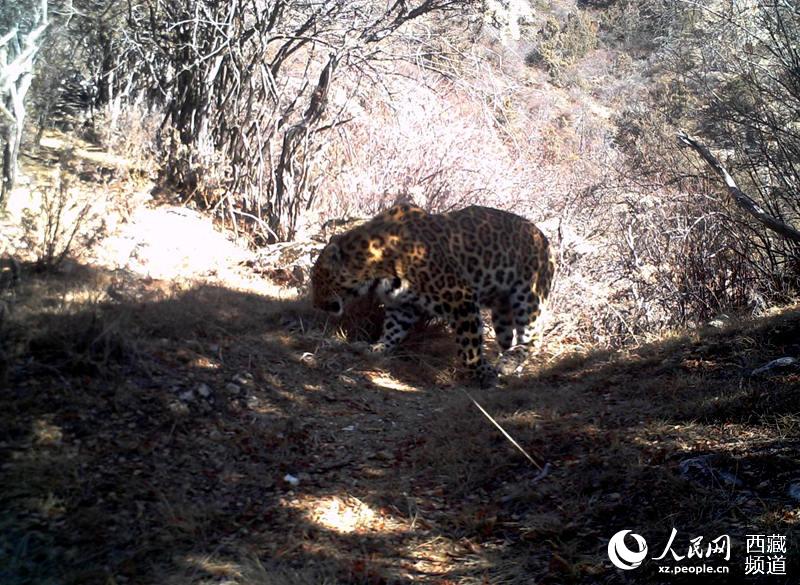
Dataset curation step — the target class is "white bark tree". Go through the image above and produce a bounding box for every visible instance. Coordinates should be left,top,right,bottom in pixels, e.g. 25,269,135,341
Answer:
0,0,48,204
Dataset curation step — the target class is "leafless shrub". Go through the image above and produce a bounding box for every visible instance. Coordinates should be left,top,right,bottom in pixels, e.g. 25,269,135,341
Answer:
311,21,615,227
97,96,162,180
596,0,690,55
314,70,515,221
615,189,760,327
93,0,481,243
598,1,800,340
20,171,105,271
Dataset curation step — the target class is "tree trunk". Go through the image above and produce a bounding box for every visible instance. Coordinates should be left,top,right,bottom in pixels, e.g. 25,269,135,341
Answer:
0,0,49,205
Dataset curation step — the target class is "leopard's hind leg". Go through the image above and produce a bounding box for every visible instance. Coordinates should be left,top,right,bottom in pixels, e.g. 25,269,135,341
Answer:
512,285,542,349
494,282,542,375
491,295,515,351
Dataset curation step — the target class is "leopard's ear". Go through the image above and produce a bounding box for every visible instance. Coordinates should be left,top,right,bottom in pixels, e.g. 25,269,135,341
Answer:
330,243,342,264
326,236,343,265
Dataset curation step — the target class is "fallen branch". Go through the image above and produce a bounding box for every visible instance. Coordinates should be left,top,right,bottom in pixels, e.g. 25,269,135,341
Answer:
460,387,545,471
677,131,800,244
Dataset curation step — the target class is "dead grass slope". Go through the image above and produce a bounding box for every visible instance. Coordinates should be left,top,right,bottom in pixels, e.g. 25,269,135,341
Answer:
1,264,798,584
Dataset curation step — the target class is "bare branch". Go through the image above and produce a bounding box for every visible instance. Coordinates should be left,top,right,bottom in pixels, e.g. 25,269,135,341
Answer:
677,131,800,244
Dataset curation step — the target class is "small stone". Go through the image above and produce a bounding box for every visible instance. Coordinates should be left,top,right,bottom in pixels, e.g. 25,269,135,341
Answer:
197,383,212,398
679,455,742,487
178,390,194,402
225,383,241,395
232,373,253,386
169,401,190,415
789,481,800,502
752,357,798,377
707,314,730,328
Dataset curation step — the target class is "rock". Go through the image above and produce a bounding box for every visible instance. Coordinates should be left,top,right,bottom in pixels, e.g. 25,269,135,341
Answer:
283,473,300,487
178,389,194,402
708,314,731,328
196,383,212,398
225,383,241,395
788,481,800,502
169,401,190,415
679,455,743,488
751,357,798,377
232,372,253,386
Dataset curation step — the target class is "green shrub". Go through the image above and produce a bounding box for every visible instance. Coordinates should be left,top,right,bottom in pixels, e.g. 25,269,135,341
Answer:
526,11,598,78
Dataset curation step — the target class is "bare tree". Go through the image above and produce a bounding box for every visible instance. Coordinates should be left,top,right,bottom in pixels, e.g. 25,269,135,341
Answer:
0,0,48,204
678,131,800,244
107,0,475,242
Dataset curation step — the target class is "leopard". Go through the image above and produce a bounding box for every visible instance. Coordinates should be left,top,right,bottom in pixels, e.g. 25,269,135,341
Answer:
310,204,555,386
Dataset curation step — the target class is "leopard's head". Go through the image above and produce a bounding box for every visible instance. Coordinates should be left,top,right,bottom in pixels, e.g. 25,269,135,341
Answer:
311,234,372,316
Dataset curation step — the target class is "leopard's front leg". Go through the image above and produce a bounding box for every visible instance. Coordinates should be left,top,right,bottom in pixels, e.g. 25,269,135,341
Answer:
448,298,496,387
372,303,422,353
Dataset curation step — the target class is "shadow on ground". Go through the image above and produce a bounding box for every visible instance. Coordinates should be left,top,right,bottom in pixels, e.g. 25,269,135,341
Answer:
1,263,798,584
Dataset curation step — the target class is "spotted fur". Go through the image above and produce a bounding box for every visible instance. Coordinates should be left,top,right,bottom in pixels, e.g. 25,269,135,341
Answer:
311,204,555,385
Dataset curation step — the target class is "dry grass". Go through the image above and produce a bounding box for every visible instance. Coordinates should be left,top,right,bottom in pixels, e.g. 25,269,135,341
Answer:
1,259,798,584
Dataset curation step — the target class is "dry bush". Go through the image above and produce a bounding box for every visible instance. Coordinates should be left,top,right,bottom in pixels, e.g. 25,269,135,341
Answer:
591,1,800,343
97,97,163,182
311,25,614,224
544,118,772,347
20,175,106,271
103,0,483,244
313,70,516,222
19,1,486,244
610,187,761,331
596,0,690,55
